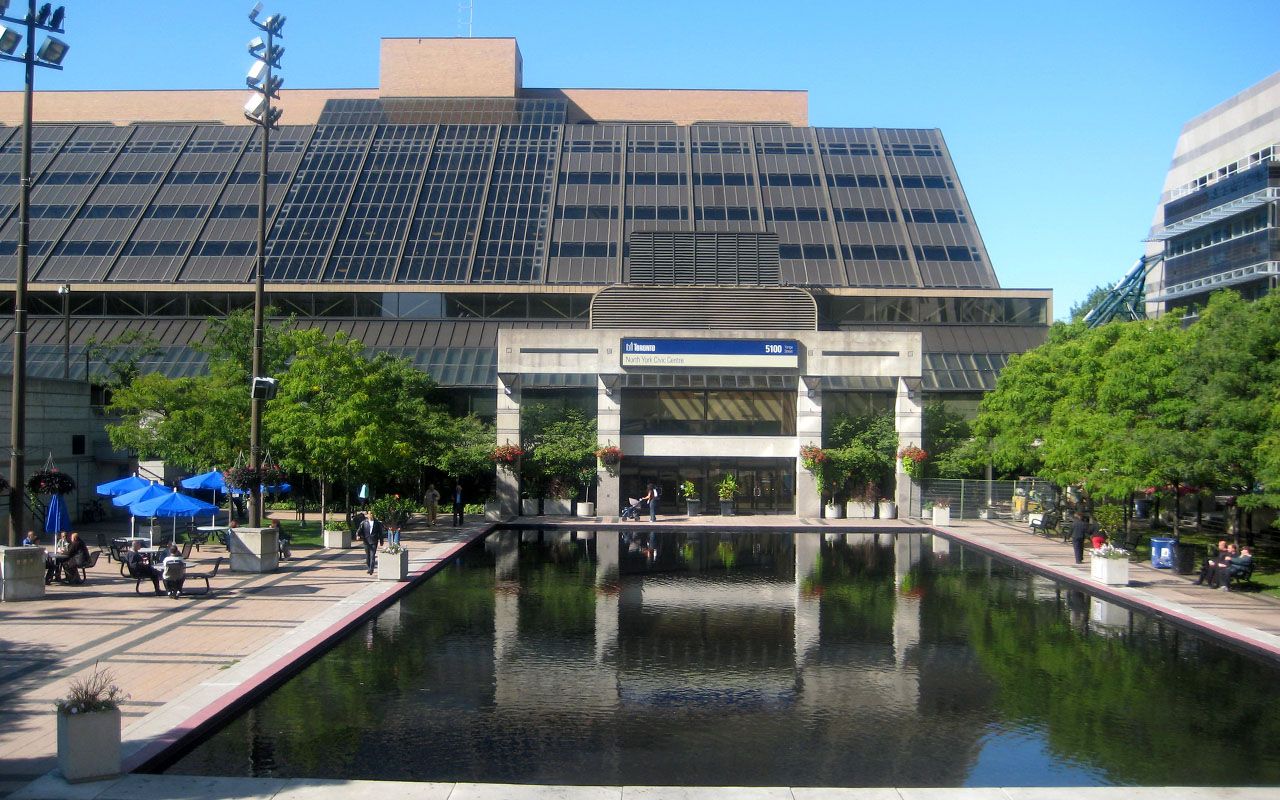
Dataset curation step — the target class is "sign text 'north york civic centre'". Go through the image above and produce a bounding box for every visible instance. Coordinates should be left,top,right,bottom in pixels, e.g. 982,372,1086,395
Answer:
620,338,799,369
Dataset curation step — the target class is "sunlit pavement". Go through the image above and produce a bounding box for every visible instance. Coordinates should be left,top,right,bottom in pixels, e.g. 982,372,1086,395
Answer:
5,513,1278,799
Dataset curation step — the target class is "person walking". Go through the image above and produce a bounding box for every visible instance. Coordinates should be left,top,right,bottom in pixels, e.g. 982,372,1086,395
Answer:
452,482,465,526
645,482,659,522
360,511,384,575
1070,511,1089,564
424,483,440,526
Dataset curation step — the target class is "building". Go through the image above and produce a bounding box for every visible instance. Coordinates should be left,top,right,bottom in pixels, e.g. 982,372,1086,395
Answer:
1146,70,1280,313
0,38,1049,517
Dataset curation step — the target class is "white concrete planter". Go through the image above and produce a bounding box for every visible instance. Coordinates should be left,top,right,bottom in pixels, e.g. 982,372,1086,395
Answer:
1091,554,1130,586
931,507,951,526
229,527,279,573
322,529,351,549
0,546,46,601
484,500,504,521
878,501,898,519
378,549,409,581
57,707,120,783
844,501,869,518
543,498,572,516
576,501,595,517
825,503,845,519
521,498,540,516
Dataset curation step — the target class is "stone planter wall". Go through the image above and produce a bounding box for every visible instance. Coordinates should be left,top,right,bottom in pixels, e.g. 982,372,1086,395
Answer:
878,501,898,519
0,546,46,602
378,549,409,581
1091,555,1130,586
543,498,572,516
484,500,504,521
57,707,120,783
521,498,540,516
845,501,874,519
322,529,351,549
229,527,279,573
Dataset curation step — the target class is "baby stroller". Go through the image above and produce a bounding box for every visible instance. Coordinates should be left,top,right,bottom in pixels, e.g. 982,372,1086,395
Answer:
621,497,647,520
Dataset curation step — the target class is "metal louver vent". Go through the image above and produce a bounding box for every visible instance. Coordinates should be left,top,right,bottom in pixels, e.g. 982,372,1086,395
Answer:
590,286,817,330
626,232,781,286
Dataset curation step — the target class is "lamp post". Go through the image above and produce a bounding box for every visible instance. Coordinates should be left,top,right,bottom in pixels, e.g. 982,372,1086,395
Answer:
244,2,283,528
57,282,68,379
0,1,68,546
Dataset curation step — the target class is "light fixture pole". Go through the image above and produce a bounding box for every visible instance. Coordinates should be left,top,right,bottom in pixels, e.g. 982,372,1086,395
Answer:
57,282,68,379
0,1,68,546
244,3,283,528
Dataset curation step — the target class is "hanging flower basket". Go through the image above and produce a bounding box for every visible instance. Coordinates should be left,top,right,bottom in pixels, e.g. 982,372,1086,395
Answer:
28,469,75,495
898,445,928,480
799,444,828,475
594,444,623,476
223,463,284,491
491,442,523,472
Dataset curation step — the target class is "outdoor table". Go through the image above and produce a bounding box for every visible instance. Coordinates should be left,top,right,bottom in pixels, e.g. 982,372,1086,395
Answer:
198,525,232,548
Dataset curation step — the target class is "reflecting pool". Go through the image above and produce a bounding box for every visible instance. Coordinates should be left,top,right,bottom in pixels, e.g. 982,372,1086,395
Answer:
164,529,1280,786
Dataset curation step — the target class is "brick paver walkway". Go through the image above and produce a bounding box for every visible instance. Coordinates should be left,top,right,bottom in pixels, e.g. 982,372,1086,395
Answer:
0,518,486,798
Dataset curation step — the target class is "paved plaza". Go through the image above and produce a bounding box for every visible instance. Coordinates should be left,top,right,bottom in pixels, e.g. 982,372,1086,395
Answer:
2,514,1278,799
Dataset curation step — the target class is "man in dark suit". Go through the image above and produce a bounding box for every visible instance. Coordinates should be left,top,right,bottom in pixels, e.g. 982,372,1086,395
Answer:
360,512,384,575
1070,512,1089,564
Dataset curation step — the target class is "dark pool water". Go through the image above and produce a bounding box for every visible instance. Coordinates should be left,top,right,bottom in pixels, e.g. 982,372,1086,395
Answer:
164,529,1280,787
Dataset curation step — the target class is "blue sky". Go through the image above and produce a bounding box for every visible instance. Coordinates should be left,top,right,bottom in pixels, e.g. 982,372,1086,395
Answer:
17,0,1280,319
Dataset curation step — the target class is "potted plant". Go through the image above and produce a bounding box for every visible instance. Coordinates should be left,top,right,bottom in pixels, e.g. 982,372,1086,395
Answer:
377,541,409,581
825,490,845,519
55,666,126,783
878,496,897,519
576,466,596,517
846,482,876,519
717,473,739,516
1090,543,1130,586
898,445,927,482
679,480,702,517
322,518,350,549
491,442,522,471
931,497,951,526
543,478,574,516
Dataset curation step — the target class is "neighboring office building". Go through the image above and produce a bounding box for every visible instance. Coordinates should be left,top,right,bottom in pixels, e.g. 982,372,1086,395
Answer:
1145,70,1280,313
0,38,1049,516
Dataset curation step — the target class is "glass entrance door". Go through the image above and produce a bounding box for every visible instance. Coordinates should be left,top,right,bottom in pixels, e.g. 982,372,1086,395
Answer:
622,458,795,515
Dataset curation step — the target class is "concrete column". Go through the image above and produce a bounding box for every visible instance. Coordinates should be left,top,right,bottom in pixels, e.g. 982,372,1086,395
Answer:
894,376,923,516
597,375,621,517
796,378,822,518
496,376,521,516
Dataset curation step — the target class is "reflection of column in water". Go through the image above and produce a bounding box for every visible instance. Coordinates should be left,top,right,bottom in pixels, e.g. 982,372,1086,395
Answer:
845,532,875,546
492,533,520,663
893,592,921,668
595,544,619,663
379,601,403,638
894,533,923,588
794,532,821,663
1066,589,1088,631
1089,597,1131,630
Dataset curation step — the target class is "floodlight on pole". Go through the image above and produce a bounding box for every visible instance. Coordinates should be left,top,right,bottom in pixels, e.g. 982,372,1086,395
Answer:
0,0,68,547
243,3,284,529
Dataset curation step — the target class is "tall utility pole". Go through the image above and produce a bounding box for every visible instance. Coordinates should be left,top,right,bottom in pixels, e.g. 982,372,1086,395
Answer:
244,3,283,528
0,1,69,546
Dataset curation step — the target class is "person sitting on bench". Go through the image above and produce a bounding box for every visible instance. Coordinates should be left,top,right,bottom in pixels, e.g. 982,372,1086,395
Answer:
1194,540,1228,585
122,539,163,595
1211,547,1253,591
161,545,187,598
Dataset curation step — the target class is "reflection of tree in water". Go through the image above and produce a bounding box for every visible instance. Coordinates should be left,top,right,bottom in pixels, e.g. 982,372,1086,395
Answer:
927,560,1280,785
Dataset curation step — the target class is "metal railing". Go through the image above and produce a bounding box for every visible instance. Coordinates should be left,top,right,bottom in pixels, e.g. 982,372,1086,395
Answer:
900,478,1059,521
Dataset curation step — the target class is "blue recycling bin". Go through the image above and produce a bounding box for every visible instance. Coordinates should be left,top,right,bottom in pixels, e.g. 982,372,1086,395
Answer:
1150,536,1175,569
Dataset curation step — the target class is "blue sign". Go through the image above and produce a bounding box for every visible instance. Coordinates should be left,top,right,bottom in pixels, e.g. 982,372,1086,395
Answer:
620,338,799,368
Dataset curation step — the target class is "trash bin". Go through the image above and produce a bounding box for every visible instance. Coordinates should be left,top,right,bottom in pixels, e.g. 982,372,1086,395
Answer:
1150,536,1175,569
1174,541,1199,575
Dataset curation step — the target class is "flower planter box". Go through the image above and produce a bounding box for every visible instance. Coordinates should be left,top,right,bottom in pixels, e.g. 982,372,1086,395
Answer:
322,529,350,549
878,501,897,520
845,501,873,519
543,498,572,516
1091,554,1130,586
521,498,540,516
378,549,409,581
576,501,595,517
685,500,703,517
57,707,120,783
931,507,951,526
825,503,845,519
719,499,735,516
1,546,46,602
484,500,504,521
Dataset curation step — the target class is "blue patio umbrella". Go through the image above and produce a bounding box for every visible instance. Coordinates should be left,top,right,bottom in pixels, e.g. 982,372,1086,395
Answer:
44,493,69,535
230,482,292,496
181,470,227,526
113,482,169,542
130,489,218,545
96,473,149,497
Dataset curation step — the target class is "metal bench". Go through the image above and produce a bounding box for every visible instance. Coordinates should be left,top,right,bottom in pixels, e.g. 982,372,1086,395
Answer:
185,556,223,595
65,550,101,584
1030,511,1062,539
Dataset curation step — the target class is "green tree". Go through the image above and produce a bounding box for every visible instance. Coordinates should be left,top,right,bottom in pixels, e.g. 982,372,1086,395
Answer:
1068,283,1113,323
922,401,980,479
825,410,897,500
522,408,596,500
